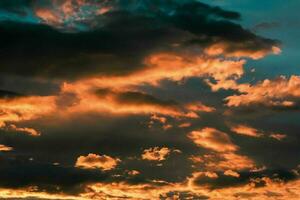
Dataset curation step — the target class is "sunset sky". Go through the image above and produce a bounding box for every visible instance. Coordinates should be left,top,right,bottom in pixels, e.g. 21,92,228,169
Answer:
0,0,300,199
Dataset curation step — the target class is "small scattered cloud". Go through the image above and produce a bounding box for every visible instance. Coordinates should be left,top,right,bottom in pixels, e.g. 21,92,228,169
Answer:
75,153,120,171
142,147,171,161
0,144,13,152
230,124,263,137
270,133,287,141
224,170,240,178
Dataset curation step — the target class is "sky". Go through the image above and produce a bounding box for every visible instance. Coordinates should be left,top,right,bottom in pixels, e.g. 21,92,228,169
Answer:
0,0,299,199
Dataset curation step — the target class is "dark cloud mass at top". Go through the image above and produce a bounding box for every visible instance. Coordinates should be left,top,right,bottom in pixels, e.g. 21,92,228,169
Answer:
0,0,299,200
0,0,278,80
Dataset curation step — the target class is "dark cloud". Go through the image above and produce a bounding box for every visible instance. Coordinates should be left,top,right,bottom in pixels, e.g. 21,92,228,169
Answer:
0,158,108,194
96,88,178,107
0,0,278,80
0,89,22,99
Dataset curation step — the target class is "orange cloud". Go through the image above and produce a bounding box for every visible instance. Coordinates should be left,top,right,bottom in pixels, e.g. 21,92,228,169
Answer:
7,124,40,136
205,42,281,60
188,127,258,172
82,173,300,200
61,85,200,118
0,96,56,135
34,0,98,27
0,186,87,200
35,8,62,24
142,147,171,161
185,102,216,113
188,127,238,152
0,176,299,200
0,144,13,152
230,124,263,137
226,75,300,107
216,153,256,171
224,170,240,178
150,115,167,124
63,53,245,90
179,122,192,128
75,153,120,171
191,152,256,171
83,181,187,200
97,6,112,15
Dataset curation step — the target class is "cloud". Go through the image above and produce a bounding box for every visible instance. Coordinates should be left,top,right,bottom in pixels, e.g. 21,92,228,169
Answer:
190,152,256,171
75,153,120,171
185,102,215,113
230,124,263,137
0,95,56,135
0,1,294,199
224,170,240,178
270,133,287,141
5,124,40,136
71,87,200,118
225,76,300,108
179,122,192,128
127,170,140,176
35,8,62,25
0,0,278,82
188,127,258,172
0,144,13,152
188,127,238,152
190,169,298,190
141,147,171,161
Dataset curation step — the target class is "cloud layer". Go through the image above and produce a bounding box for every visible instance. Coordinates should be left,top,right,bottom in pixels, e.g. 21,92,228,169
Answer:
0,0,298,199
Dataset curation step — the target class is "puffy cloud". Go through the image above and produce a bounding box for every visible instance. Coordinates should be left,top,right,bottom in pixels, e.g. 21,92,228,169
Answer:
142,147,171,161
230,124,263,138
75,153,120,171
188,127,258,172
188,127,238,152
0,144,13,152
226,75,300,108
